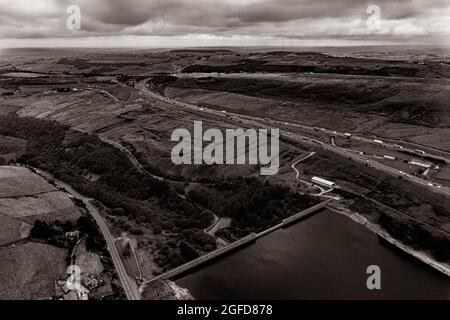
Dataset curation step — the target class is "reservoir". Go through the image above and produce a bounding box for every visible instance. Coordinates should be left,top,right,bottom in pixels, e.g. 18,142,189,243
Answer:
176,209,449,299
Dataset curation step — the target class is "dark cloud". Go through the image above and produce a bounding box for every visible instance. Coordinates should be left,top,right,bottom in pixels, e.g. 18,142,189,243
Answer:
0,0,449,45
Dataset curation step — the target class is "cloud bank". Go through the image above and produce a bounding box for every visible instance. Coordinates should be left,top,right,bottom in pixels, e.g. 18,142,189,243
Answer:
0,0,449,47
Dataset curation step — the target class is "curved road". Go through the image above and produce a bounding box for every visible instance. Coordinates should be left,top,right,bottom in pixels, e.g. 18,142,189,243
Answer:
291,152,340,200
31,167,141,300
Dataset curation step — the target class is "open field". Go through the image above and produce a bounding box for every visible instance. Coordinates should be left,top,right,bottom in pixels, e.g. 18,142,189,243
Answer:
0,191,80,221
165,87,281,114
0,166,80,223
0,242,67,299
0,166,56,198
371,123,450,152
0,214,30,246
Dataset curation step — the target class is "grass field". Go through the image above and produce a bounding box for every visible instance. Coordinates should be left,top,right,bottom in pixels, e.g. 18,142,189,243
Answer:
0,242,67,299
0,214,29,246
165,87,280,113
0,166,81,223
372,123,450,152
0,166,56,198
0,191,80,222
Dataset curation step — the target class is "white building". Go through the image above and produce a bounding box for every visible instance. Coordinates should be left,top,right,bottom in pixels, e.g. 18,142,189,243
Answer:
415,149,426,155
409,160,431,168
311,176,335,189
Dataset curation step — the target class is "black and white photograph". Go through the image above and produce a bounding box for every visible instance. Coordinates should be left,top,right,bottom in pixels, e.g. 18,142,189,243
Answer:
0,0,449,307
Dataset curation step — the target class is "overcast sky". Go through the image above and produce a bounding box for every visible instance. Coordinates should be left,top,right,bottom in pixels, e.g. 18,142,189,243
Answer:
0,0,449,47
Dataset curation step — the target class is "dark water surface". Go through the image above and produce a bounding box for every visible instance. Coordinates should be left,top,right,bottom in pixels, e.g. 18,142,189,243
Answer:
176,209,450,299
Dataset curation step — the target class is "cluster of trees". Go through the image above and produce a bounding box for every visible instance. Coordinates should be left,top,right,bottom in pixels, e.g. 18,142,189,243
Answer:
181,60,413,77
348,177,450,263
159,192,212,230
154,229,217,270
0,114,68,146
76,215,108,252
30,215,107,253
379,212,450,262
147,76,178,94
179,241,199,261
178,229,216,253
31,219,76,248
0,115,168,203
188,178,319,240
154,242,184,270
0,115,215,270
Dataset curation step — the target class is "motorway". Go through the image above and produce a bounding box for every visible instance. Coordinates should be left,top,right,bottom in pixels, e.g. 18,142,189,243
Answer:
28,166,141,300
136,78,450,198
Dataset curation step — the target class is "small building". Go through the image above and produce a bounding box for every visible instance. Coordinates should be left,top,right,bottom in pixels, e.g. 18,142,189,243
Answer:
65,231,80,241
311,176,335,189
374,139,383,144
383,155,396,160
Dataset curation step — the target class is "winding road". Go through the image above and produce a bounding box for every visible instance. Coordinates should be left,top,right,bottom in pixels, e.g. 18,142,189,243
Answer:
291,152,340,200
29,167,141,300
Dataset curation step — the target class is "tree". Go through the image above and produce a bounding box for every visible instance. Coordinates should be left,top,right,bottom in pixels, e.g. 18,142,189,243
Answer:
179,241,199,261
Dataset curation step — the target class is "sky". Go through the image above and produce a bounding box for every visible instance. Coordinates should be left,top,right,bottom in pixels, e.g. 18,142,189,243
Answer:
0,0,449,48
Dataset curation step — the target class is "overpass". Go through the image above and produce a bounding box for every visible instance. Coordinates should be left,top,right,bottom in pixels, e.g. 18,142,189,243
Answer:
144,199,331,285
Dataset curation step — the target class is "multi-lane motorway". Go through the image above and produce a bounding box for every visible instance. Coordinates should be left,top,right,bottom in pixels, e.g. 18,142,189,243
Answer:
136,78,450,197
